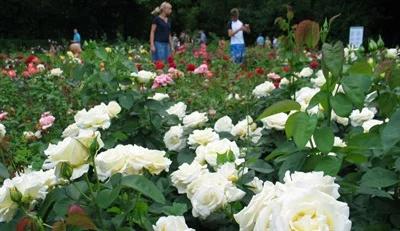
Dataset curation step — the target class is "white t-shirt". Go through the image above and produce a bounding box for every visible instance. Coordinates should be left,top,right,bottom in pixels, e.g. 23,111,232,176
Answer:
228,19,245,45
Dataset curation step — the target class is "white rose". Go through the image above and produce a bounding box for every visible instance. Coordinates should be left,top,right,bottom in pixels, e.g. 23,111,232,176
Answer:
149,93,170,101
231,116,256,138
331,111,349,126
349,107,376,127
279,78,290,87
164,125,187,151
252,81,275,98
311,70,326,88
62,123,80,138
246,177,264,194
183,111,208,128
171,162,209,194
298,67,313,78
0,123,6,138
216,162,242,182
0,186,18,222
194,145,207,165
188,128,219,148
334,137,347,147
234,181,277,231
125,145,172,175
153,216,195,231
50,68,63,77
131,70,156,83
261,113,288,130
386,48,399,59
95,145,129,181
203,139,240,167
295,87,320,112
214,116,233,133
7,173,48,201
167,102,187,120
37,64,45,72
280,171,340,199
74,103,111,130
107,101,121,118
270,189,351,231
362,119,384,133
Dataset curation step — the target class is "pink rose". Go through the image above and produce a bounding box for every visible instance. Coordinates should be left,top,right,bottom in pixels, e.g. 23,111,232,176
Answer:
152,74,173,89
39,112,55,130
193,64,209,74
0,112,7,121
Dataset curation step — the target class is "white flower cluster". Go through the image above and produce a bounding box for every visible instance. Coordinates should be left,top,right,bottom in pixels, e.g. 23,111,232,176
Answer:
234,171,352,231
0,169,58,222
349,107,384,132
95,144,172,181
252,81,276,98
131,70,156,83
0,123,6,138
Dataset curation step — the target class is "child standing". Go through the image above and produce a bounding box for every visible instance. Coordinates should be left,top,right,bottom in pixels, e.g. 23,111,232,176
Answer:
227,8,250,64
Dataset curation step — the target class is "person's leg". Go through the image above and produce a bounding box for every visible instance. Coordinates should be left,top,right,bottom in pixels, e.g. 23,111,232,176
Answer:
239,44,246,63
230,44,239,64
152,42,159,62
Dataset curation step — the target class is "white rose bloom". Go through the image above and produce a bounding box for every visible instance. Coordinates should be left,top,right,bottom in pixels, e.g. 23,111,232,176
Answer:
187,172,245,219
349,107,376,127
0,123,5,138
43,130,103,180
214,116,233,133
6,173,48,201
202,139,240,167
295,87,320,112
231,116,256,138
385,48,399,59
194,145,207,165
37,64,45,71
280,171,340,199
0,186,18,222
167,102,187,120
298,67,314,78
344,47,358,62
279,78,290,87
153,216,195,231
188,128,219,148
106,101,121,118
269,189,351,231
234,181,277,231
252,81,276,98
216,162,246,182
131,70,156,83
331,111,349,126
74,103,111,130
50,68,63,77
362,119,384,133
62,123,80,138
125,145,172,175
164,125,187,151
95,145,129,181
261,113,288,130
311,70,326,88
171,162,209,194
246,177,264,194
183,111,208,128
334,137,347,148
149,93,170,101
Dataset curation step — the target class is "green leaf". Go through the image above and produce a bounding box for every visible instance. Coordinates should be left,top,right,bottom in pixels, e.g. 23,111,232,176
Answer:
217,151,235,165
341,63,373,108
248,159,274,174
360,167,399,188
330,93,353,117
121,175,166,204
118,93,134,109
381,109,400,151
266,142,298,161
278,152,306,180
348,61,373,76
314,155,342,176
0,162,9,179
307,91,330,112
161,202,188,216
285,112,318,148
313,126,334,153
257,100,301,120
357,186,392,199
96,186,121,209
322,42,344,78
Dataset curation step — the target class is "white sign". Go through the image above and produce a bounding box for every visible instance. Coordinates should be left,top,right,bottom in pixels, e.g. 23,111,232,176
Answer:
349,26,364,48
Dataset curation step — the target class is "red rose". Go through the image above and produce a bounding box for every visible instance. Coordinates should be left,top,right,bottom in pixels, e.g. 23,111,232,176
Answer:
282,65,291,73
187,63,196,72
154,60,165,70
247,72,255,78
255,67,264,75
167,56,174,64
309,60,319,70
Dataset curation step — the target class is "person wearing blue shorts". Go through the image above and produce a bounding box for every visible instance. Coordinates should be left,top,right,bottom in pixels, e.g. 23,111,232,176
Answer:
150,2,173,63
227,8,250,64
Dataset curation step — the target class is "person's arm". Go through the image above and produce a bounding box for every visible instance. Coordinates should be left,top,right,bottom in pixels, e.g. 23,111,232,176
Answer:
228,28,243,37
242,24,251,33
169,34,174,52
150,24,157,53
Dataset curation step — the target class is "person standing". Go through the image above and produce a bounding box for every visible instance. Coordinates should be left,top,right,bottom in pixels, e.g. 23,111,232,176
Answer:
256,33,265,47
199,30,207,44
69,28,82,56
227,8,250,64
150,2,173,63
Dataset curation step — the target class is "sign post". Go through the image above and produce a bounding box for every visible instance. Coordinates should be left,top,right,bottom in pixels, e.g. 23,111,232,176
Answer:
349,26,364,48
